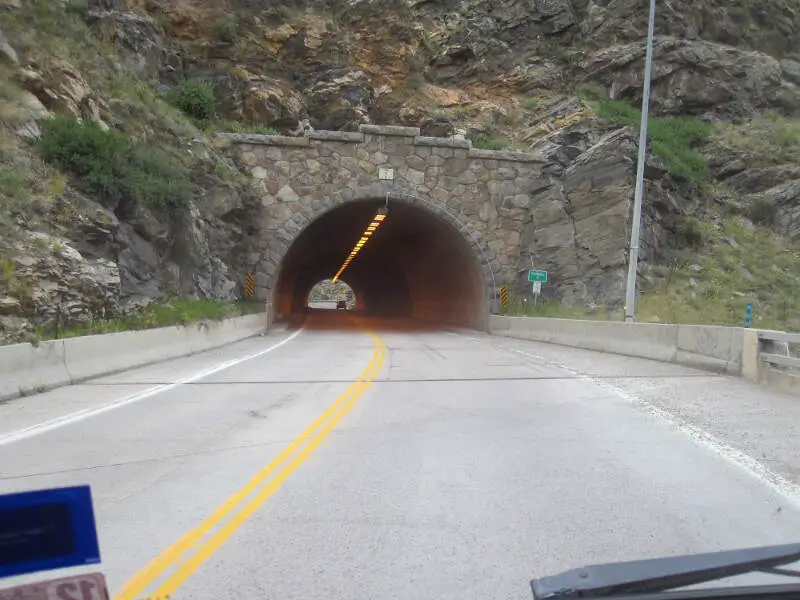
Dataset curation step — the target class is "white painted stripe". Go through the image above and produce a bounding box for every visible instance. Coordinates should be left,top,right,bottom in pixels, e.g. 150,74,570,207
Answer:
0,328,303,446
492,339,800,510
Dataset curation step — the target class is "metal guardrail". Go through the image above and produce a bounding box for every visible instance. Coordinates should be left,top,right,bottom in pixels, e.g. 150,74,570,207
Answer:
758,330,800,369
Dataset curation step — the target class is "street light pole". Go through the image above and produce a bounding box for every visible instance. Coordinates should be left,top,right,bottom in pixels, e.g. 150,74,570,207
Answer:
624,0,657,323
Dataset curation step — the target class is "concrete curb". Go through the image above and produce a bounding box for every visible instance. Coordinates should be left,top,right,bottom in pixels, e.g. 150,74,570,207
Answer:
0,312,270,401
761,366,800,395
488,316,754,376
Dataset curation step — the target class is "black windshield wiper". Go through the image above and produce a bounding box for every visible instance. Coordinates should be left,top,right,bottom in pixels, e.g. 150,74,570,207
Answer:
531,542,800,599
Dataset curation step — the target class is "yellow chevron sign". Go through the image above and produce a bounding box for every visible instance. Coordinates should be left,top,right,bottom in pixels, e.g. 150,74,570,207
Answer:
244,273,255,298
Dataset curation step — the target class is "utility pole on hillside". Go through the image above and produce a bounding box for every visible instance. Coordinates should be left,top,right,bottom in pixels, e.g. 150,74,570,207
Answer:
624,0,657,323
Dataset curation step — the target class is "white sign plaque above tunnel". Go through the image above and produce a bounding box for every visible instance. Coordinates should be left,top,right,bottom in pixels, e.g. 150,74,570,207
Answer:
378,168,394,181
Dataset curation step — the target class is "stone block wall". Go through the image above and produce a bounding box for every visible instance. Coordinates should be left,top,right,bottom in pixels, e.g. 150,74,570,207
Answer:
218,124,546,301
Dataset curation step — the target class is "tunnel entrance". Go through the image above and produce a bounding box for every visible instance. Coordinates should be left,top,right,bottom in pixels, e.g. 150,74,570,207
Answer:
307,279,356,310
273,197,489,329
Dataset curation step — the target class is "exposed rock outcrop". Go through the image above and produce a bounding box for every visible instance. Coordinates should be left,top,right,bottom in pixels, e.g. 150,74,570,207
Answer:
17,59,110,128
523,123,636,304
215,69,307,130
584,39,783,118
2,0,800,338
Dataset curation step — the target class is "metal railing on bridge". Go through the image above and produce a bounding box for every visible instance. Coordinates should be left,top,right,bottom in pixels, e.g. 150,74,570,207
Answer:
758,330,800,371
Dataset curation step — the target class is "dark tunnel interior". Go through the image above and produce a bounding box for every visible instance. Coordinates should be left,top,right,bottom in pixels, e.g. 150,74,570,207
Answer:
273,199,488,329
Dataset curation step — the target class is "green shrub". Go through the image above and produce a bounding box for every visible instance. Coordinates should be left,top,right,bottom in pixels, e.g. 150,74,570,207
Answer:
35,116,194,210
595,99,712,186
471,136,506,150
749,197,777,225
776,90,800,116
64,0,88,16
213,16,238,43
649,117,712,185
0,258,14,287
267,6,290,20
727,6,750,23
674,216,715,248
523,98,538,110
166,79,216,121
155,12,173,29
595,99,640,124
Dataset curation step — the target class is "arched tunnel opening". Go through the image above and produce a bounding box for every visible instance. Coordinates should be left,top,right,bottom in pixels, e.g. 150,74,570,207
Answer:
307,279,356,309
273,198,488,329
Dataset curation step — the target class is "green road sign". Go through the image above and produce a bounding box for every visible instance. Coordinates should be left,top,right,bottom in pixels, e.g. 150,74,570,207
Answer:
528,269,547,283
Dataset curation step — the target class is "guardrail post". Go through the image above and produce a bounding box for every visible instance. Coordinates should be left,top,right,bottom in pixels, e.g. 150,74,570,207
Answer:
54,304,61,340
741,328,760,382
264,301,272,332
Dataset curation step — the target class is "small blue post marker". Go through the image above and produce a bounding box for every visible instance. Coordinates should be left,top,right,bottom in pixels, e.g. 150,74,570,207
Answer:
745,303,753,328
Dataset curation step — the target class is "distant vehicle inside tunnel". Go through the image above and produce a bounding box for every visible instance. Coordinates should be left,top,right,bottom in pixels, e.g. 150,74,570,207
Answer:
306,278,355,310
272,196,490,329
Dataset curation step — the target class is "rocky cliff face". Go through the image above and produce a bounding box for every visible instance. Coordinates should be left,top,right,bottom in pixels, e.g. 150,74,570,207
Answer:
2,0,800,339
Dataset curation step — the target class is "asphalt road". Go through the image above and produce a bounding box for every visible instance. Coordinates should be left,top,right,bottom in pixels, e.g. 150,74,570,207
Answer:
1,313,800,600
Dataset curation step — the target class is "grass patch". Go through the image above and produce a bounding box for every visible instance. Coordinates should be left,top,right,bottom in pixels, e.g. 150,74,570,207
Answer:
712,111,800,167
0,254,34,302
0,163,30,205
577,83,607,102
35,116,194,211
38,298,265,340
494,216,800,331
0,258,15,288
217,121,277,135
4,0,203,146
593,99,712,186
638,216,800,331
471,136,507,150
104,71,199,144
0,66,30,126
0,135,64,224
1,0,97,60
501,298,605,319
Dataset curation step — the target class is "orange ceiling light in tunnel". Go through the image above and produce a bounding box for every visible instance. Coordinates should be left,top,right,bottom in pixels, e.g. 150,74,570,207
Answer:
331,207,388,283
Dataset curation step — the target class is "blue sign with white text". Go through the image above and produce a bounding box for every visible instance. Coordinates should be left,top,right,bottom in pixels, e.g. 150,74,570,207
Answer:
0,485,101,578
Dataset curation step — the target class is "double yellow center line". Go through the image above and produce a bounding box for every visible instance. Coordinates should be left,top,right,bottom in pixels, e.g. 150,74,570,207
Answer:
116,330,387,600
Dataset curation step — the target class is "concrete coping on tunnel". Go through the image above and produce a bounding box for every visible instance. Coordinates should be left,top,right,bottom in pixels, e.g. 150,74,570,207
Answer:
218,126,543,162
414,136,471,149
359,124,420,137
215,132,311,147
468,148,545,163
307,130,364,143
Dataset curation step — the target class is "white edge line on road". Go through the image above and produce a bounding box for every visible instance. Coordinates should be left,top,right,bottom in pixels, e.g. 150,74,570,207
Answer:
0,328,304,447
455,331,800,511
504,343,800,511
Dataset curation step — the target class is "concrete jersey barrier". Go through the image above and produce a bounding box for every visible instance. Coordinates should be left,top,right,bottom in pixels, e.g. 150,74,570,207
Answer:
0,312,268,401
489,315,753,376
0,339,71,400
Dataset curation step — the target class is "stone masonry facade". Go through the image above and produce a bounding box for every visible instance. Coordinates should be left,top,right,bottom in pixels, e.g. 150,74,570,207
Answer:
218,124,545,303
